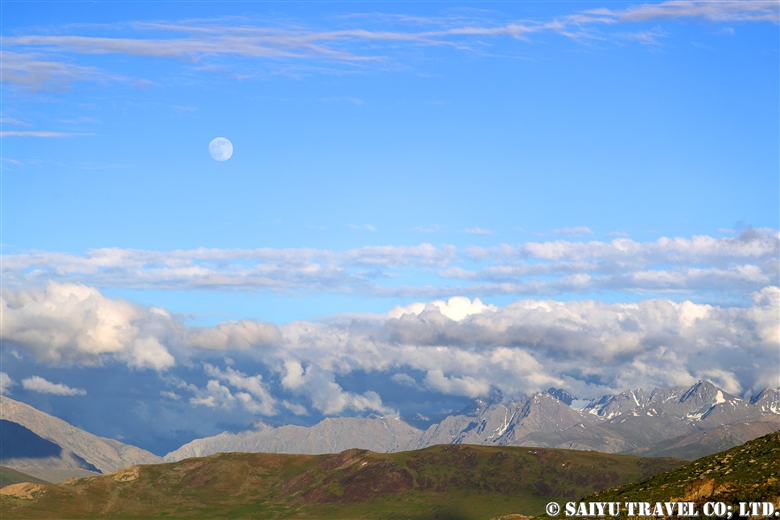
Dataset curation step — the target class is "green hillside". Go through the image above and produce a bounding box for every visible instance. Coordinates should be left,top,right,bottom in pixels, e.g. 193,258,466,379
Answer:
0,444,683,519
583,431,780,508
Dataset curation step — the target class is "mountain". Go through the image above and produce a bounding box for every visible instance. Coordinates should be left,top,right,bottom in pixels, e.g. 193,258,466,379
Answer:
0,467,49,487
0,443,685,519
0,395,163,476
165,381,780,461
165,415,421,462
0,420,100,473
580,431,780,508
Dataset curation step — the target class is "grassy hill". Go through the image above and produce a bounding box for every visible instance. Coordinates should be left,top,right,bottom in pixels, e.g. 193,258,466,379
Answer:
0,444,683,519
583,431,780,508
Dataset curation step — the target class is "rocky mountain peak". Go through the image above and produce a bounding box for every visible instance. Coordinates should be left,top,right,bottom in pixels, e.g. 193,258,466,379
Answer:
749,388,780,413
547,388,575,405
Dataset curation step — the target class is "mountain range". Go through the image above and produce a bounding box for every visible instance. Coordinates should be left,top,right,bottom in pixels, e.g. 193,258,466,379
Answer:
1,380,777,483
165,380,779,462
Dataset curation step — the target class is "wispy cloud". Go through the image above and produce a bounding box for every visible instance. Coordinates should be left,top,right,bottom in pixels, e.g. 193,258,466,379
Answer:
3,1,775,90
412,224,441,233
552,226,594,237
0,131,77,138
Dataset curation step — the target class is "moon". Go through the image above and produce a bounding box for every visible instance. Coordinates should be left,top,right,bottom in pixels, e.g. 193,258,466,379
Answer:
209,137,233,161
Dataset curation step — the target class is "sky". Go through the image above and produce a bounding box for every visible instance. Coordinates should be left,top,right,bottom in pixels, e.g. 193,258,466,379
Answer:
1,1,778,456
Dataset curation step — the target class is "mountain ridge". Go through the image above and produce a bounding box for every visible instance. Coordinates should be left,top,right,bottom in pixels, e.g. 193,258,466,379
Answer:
165,381,780,462
0,395,163,474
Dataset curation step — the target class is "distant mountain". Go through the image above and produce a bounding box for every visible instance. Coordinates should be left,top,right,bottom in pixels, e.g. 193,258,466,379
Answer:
0,443,685,519
0,396,163,475
165,415,420,462
0,466,49,487
165,381,780,461
0,420,99,473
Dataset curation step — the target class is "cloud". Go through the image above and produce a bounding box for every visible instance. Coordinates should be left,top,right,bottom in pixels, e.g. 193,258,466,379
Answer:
4,282,779,412
0,51,136,91
203,364,277,415
21,376,86,396
586,1,779,23
464,227,494,235
0,373,15,394
1,282,175,370
391,373,418,387
553,226,594,237
280,360,396,415
0,131,75,138
425,370,490,397
185,321,281,350
4,230,777,301
4,2,774,90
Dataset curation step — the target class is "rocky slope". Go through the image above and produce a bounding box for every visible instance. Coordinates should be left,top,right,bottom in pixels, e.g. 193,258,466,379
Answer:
0,395,163,473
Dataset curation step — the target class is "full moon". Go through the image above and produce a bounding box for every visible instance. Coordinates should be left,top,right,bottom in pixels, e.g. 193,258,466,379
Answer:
209,137,233,161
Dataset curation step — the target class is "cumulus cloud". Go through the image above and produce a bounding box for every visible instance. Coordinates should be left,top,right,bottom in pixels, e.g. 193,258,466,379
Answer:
0,282,282,371
280,360,396,416
4,281,778,413
0,373,15,394
270,288,779,399
203,364,277,415
21,376,86,396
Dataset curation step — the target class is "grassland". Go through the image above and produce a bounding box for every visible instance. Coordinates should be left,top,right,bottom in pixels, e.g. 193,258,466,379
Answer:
0,444,683,519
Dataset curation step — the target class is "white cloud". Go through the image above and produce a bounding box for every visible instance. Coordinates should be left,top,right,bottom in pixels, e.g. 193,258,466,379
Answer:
280,360,395,416
21,376,86,396
464,227,495,235
7,230,775,300
4,281,778,409
391,373,418,387
0,373,15,394
3,2,770,91
425,370,490,398
1,282,175,370
203,364,277,415
387,296,496,321
190,380,236,409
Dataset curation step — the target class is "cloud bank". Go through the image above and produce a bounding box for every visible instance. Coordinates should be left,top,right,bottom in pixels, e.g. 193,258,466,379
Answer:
5,230,777,300
2,281,777,416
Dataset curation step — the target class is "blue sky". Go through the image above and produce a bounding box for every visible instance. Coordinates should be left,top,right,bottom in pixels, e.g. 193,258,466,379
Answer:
1,1,778,456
